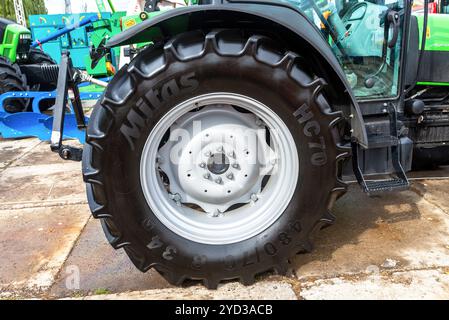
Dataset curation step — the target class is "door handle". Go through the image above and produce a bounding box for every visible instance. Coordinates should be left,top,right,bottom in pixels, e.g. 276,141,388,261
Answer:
387,11,400,48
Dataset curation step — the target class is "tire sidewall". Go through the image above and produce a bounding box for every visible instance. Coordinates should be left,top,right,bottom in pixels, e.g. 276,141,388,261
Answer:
0,57,28,112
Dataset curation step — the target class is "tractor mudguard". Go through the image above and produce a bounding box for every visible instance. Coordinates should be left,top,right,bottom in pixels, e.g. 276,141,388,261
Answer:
106,1,368,146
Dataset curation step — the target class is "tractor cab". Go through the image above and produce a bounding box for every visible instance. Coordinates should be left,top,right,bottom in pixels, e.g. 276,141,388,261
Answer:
0,18,32,63
294,0,406,100
295,0,449,100
294,0,449,182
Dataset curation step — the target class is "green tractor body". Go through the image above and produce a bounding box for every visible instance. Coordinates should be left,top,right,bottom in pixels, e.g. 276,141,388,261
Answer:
416,13,449,86
0,18,32,63
0,18,57,112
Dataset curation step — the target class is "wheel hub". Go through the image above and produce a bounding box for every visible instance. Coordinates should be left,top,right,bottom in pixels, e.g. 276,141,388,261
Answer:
140,93,299,245
158,105,273,214
207,153,230,175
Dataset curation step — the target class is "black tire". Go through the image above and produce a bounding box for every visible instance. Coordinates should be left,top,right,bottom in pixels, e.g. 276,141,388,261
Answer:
83,30,350,288
27,48,56,65
0,56,29,113
412,145,449,170
26,48,57,110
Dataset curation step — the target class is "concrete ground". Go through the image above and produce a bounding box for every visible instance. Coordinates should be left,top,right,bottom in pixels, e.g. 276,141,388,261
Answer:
1,137,449,300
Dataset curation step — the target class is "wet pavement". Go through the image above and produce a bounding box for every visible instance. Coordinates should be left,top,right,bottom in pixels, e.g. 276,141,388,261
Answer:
0,137,448,299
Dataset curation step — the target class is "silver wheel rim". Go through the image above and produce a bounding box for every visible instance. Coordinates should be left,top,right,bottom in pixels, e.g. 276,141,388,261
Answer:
140,93,299,245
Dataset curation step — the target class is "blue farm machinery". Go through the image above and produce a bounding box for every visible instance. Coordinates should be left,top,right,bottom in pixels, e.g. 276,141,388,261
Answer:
0,0,175,142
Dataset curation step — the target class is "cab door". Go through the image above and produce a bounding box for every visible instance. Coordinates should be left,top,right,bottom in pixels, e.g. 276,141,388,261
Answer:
300,0,407,100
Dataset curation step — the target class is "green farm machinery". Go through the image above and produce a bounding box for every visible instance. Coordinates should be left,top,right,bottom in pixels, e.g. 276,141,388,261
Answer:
0,17,56,112
0,0,184,113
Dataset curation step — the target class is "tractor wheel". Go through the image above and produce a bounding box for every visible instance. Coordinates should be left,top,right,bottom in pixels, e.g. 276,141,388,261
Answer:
27,48,57,110
83,30,349,288
0,56,29,113
27,48,56,65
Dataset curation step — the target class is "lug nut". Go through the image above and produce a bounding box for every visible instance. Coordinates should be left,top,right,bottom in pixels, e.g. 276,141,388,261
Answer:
209,209,222,218
217,146,224,153
172,193,182,207
215,177,222,184
205,151,212,157
199,162,206,168
251,193,258,202
169,193,182,206
228,151,235,158
232,163,240,169
226,173,234,180
203,173,211,179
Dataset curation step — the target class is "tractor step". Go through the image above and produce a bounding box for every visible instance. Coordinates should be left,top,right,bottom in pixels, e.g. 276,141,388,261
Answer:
352,103,410,194
363,178,409,193
367,135,398,148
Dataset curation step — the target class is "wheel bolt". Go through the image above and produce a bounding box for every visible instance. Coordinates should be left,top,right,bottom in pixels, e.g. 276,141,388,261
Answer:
232,163,240,169
217,146,224,153
251,193,258,202
203,173,211,179
226,173,234,180
205,151,212,157
215,177,222,184
199,162,206,168
169,193,182,205
209,209,221,218
228,151,235,158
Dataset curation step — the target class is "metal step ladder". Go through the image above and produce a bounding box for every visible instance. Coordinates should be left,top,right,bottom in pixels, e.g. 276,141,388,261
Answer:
352,103,410,194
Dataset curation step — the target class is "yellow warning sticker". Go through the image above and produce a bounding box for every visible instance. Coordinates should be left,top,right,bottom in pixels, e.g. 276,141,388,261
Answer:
427,26,431,39
125,19,137,28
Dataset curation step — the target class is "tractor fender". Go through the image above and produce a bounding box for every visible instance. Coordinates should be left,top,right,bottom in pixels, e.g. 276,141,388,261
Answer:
107,3,368,146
